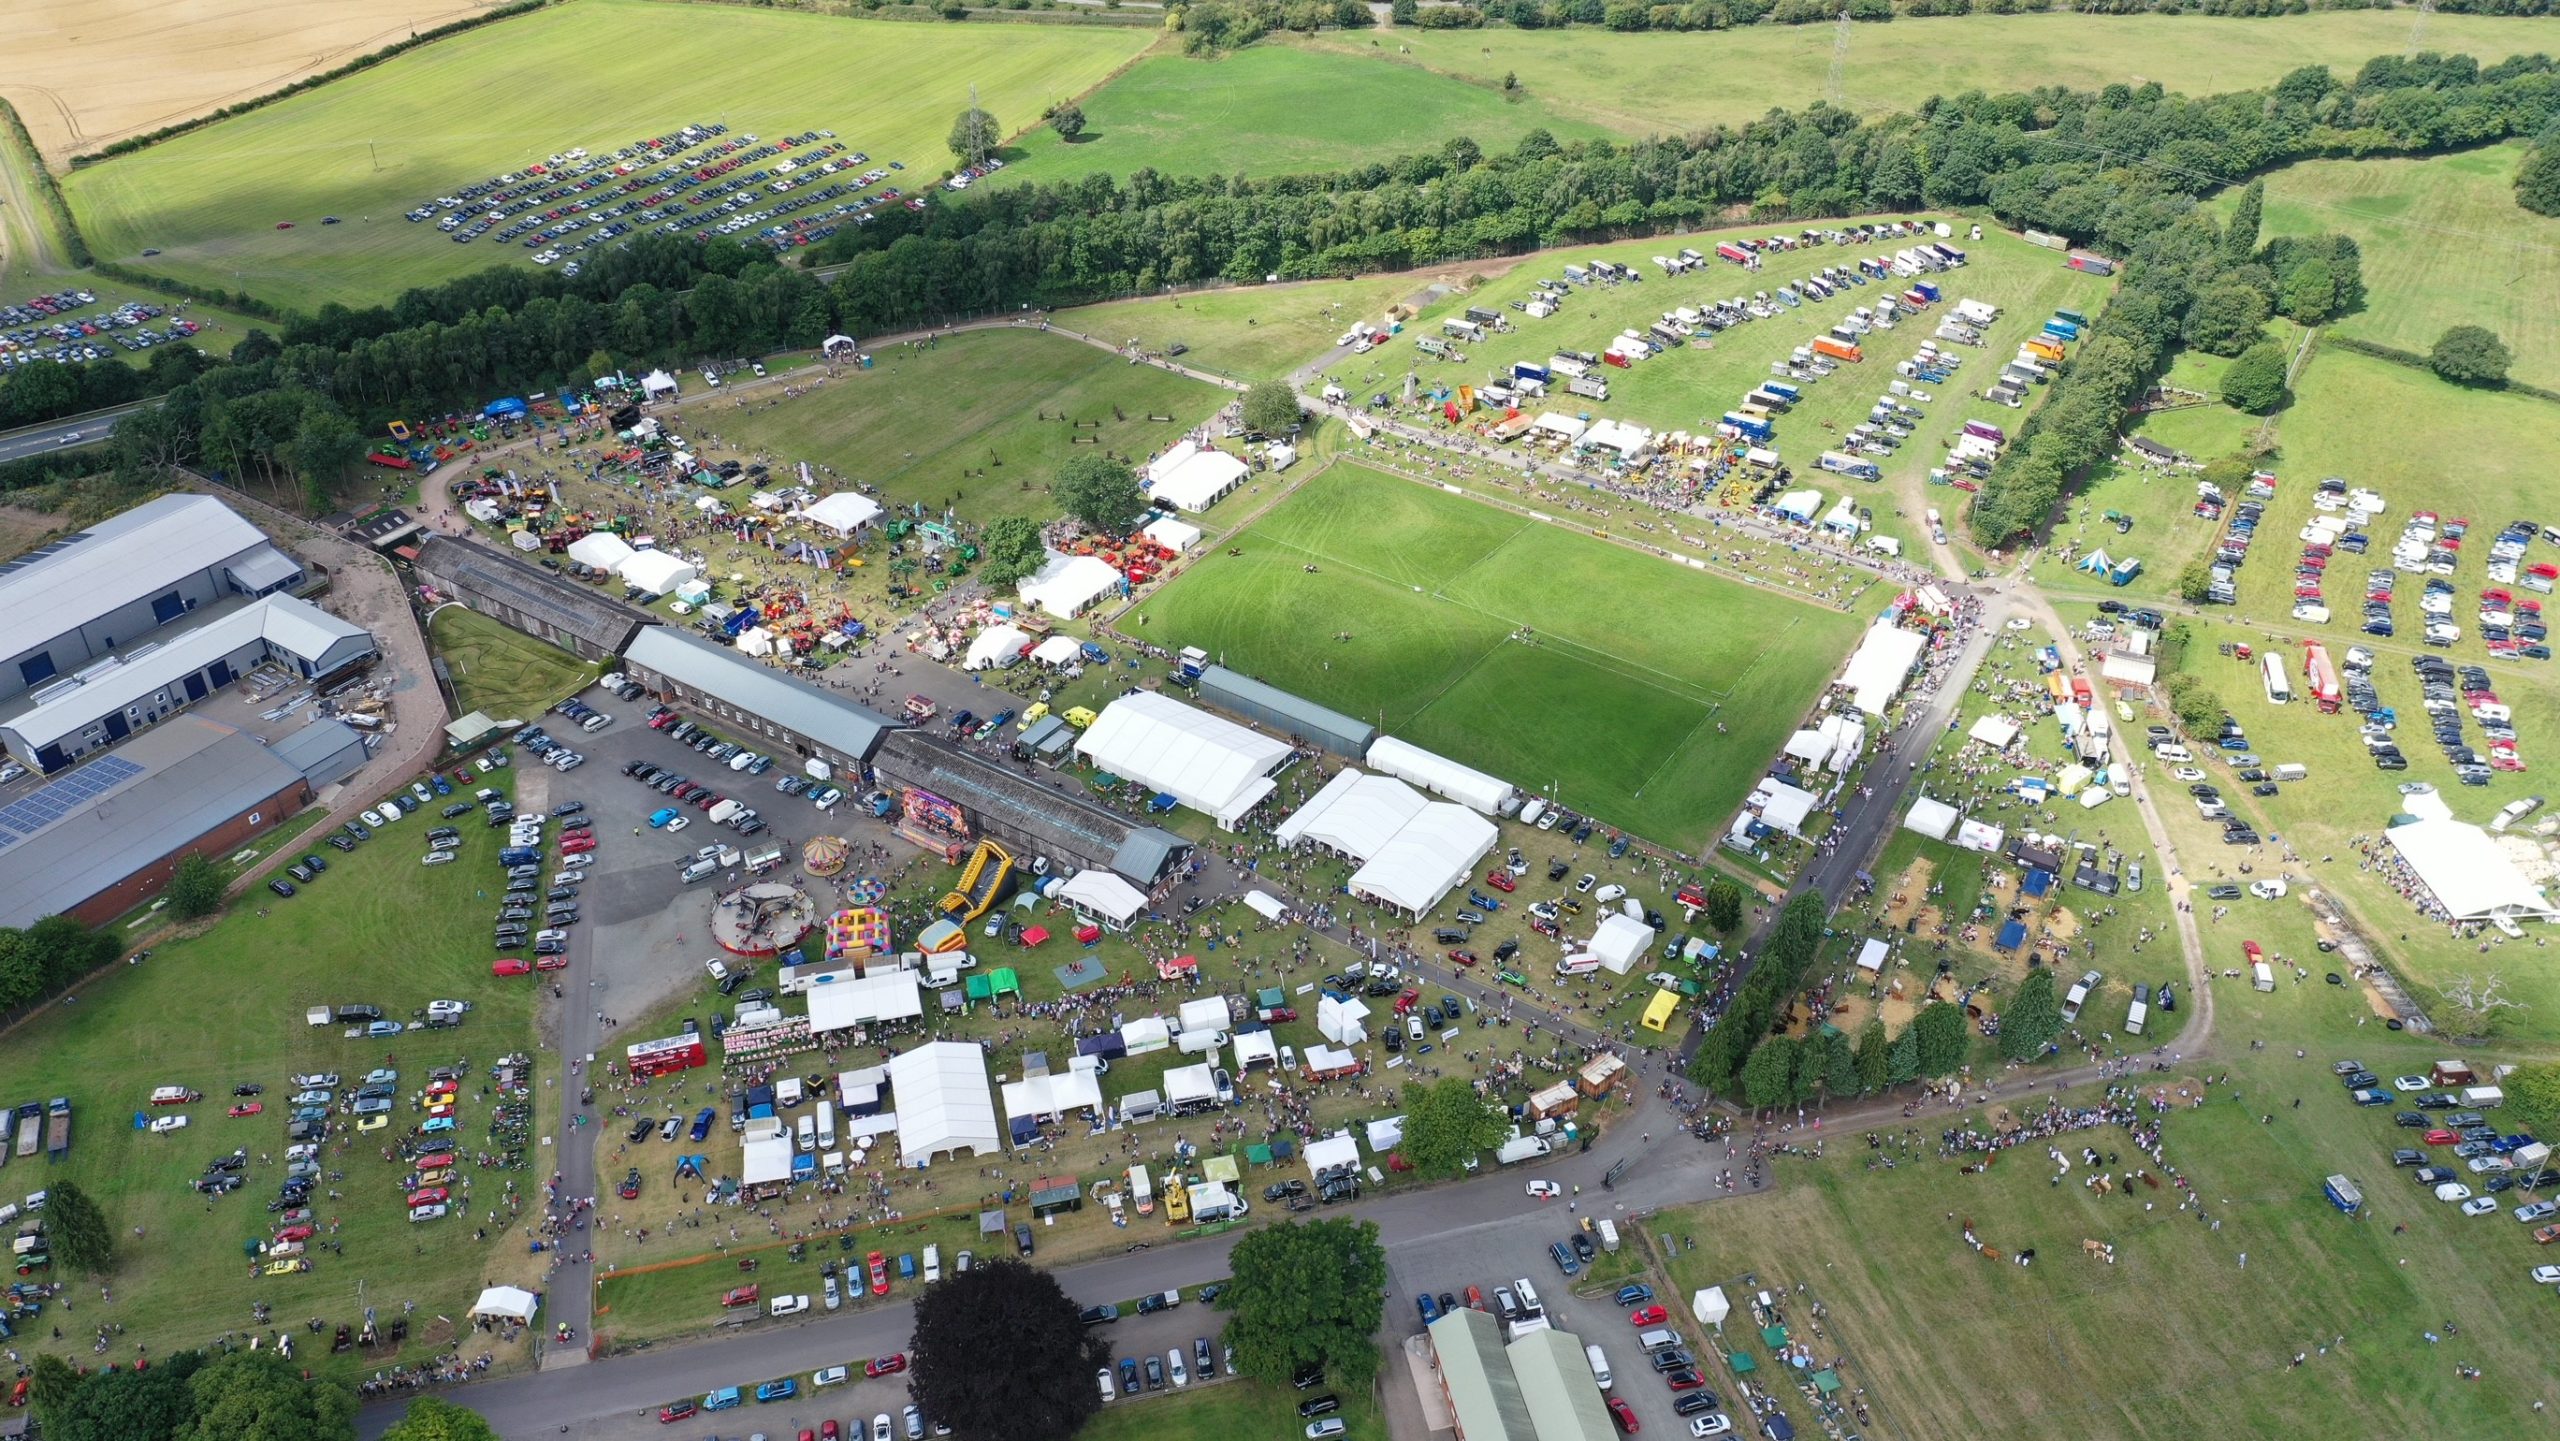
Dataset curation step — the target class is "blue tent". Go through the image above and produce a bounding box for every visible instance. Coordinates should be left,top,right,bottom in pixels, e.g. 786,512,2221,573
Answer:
2022,869,2054,897
1993,920,2027,952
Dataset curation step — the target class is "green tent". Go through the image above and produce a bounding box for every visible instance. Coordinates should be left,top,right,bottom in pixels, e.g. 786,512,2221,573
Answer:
987,967,1023,1000
1761,1324,1788,1349
1727,1352,1758,1374
1812,1369,1841,1396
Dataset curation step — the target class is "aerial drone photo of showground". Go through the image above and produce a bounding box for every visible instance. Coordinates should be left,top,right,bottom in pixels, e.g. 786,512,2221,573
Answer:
12,1,2560,1439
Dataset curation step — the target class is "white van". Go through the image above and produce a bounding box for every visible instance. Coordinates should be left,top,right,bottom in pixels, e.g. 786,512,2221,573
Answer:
2272,763,2308,782
2156,744,2192,762
679,857,717,883
816,1100,838,1150
1585,1343,1613,1390
1512,1278,1543,1316
1637,1327,1679,1352
795,1114,816,1153
923,1244,942,1282
1556,955,1603,978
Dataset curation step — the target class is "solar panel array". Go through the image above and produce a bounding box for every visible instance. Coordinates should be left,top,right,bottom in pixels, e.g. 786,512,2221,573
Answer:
0,529,95,581
0,753,145,851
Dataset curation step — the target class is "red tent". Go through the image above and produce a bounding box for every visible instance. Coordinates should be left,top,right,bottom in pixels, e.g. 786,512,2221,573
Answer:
1020,926,1051,948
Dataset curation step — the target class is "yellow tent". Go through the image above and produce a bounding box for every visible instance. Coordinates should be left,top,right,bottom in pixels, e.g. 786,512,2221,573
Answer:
1639,988,1682,1032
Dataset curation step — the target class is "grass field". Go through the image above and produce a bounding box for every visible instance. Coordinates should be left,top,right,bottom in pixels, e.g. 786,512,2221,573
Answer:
1298,14,2560,143
2233,144,2560,390
1059,272,1463,384
1129,461,1861,848
428,603,596,718
60,0,1152,309
1001,44,1609,188
1074,1379,1387,1441
0,767,544,1378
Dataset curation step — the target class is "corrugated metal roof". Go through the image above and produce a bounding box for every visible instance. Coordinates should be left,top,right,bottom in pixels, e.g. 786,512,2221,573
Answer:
1430,1309,1533,1441
875,731,1181,882
268,719,369,786
625,628,893,762
1199,666,1375,752
1506,1327,1617,1441
2,595,375,751
0,716,303,928
414,537,651,651
0,495,277,645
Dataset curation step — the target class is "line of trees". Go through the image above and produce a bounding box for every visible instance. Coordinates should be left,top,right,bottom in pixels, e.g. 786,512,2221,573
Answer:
1688,891,1829,1098
32,1347,362,1441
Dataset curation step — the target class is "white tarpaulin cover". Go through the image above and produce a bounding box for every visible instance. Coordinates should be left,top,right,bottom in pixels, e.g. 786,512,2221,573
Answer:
620,549,698,597
472,1285,540,1321
805,969,925,1034
2101,653,2159,686
1304,1133,1361,1177
1365,736,1515,814
1119,1016,1172,1054
1857,938,1889,972
799,492,883,535
1002,1070,1102,1123
1058,869,1149,927
887,1042,1003,1163
1904,795,1959,840
1077,692,1290,828
965,624,1032,670
1276,768,1429,858
741,1128,795,1185
566,532,635,573
1968,715,2021,749
1178,996,1231,1035
1589,913,1652,974
1243,890,1287,922
1841,623,1928,716
1350,803,1497,917
1147,442,1250,511
2388,819,2560,921
1143,515,1202,552
1017,552,1122,617
1030,635,1083,667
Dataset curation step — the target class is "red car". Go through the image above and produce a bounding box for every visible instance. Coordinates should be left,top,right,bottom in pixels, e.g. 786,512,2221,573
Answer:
492,958,532,977
1665,1370,1708,1391
2425,1129,2459,1145
1483,869,1516,893
721,1284,760,1308
228,1102,263,1118
406,1187,449,1208
658,1399,698,1423
867,1251,891,1297
536,954,571,972
560,835,597,854
415,1151,454,1171
1629,1304,1668,1326
1445,948,1478,968
272,1225,315,1244
1394,988,1420,1015
820,1423,842,1441
1607,1396,1640,1433
864,1351,905,1377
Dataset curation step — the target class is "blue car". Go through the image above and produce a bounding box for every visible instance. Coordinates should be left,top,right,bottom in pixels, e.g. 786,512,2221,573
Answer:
755,1379,798,1403
648,807,680,828
1418,1292,1440,1324
703,1387,742,1411
1615,1284,1654,1307
690,1107,717,1142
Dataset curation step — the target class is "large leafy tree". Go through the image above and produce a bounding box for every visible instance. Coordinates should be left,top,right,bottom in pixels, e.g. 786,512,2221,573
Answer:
2517,130,2560,217
1221,1219,1388,1388
2185,283,2271,357
164,852,228,920
947,107,1001,167
34,1351,202,1441
1704,878,1744,934
1240,381,1301,436
978,515,1049,590
1741,1036,1796,1108
176,1350,356,1441
1911,1001,1971,1078
2219,339,2288,414
2504,1061,2560,1141
45,1179,116,1275
2430,325,2511,387
1998,967,2063,1062
910,1259,1104,1441
379,1397,501,1441
2222,179,2264,262
1053,453,1148,535
1853,1018,1890,1094
1398,1076,1509,1177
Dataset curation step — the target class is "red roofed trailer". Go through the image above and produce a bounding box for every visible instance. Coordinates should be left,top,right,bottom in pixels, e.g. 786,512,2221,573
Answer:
627,1034,708,1079
2303,641,2342,714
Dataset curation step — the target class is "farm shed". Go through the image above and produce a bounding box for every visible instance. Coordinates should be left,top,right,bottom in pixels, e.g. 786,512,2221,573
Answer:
1199,666,1375,757
2387,819,2560,922
1142,515,1202,552
1510,1326,1619,1441
1277,769,1429,858
1075,691,1292,829
1903,795,1959,840
1425,1310,1538,1441
1145,442,1250,512
805,969,925,1035
566,532,636,574
269,718,369,788
1839,623,1929,716
619,549,699,598
1365,735,1515,814
887,1042,1003,1165
1588,913,1652,974
1057,869,1149,929
625,627,896,767
1017,553,1123,618
799,492,884,537
964,624,1033,670
1349,803,1499,919
414,536,650,660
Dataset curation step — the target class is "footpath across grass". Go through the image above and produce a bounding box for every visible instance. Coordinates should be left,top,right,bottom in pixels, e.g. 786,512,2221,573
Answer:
428,603,595,719
0,767,544,1377
1132,461,1858,849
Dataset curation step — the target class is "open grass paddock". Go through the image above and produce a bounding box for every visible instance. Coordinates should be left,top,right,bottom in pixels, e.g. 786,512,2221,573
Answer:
1130,461,1860,849
60,0,1150,309
428,602,597,718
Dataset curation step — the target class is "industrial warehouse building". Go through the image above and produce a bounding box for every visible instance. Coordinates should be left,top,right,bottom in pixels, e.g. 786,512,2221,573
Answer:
1197,666,1375,758
1423,1308,1614,1441
0,715,367,928
870,730,1187,886
0,494,307,703
413,535,652,662
621,626,896,773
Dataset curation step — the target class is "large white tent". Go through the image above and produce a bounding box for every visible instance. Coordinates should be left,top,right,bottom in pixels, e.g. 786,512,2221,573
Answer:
1365,736,1515,814
887,1042,1003,1164
964,624,1032,670
1316,993,1372,1046
1275,768,1429,858
1076,692,1290,828
1304,1133,1361,1178
1178,996,1232,1036
1904,795,1959,840
1057,869,1148,930
620,549,699,598
2387,819,2560,921
641,369,679,398
1146,441,1250,512
1142,515,1202,552
566,532,635,573
1017,552,1123,618
1030,635,1083,668
472,1285,541,1321
1750,778,1821,836
1349,804,1498,918
1001,1070,1103,1126
1163,1062,1218,1110
741,1125,795,1185
1840,623,1929,716
1968,715,2021,749
1234,1029,1278,1070
1119,1017,1172,1054
799,492,883,536
1588,913,1653,974
805,970,926,1034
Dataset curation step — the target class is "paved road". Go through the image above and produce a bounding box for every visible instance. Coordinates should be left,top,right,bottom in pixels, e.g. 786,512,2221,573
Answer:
0,403,137,462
